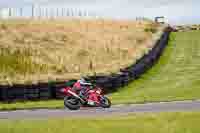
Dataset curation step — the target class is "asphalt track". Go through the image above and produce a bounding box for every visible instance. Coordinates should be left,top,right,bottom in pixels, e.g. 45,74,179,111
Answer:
1,100,200,120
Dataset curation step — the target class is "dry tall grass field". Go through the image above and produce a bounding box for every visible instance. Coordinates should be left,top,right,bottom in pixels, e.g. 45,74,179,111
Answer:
0,19,165,85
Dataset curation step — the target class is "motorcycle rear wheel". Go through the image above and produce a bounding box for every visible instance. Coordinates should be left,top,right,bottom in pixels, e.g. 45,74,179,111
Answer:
64,96,81,110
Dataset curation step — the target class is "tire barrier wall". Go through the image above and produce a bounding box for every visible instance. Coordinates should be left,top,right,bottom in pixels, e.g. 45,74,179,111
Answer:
89,27,171,93
0,27,171,102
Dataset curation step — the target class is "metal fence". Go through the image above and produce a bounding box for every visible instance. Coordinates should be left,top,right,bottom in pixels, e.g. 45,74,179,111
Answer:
0,5,152,20
0,5,99,19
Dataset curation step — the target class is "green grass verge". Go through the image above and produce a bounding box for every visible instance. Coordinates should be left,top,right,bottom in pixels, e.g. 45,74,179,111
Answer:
1,112,200,133
110,31,200,104
0,100,63,110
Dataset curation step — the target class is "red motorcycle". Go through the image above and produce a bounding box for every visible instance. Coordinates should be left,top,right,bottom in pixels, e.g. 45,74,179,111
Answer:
61,85,111,110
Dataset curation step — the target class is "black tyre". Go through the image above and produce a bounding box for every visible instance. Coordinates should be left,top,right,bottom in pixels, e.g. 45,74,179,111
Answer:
64,96,81,110
100,96,111,108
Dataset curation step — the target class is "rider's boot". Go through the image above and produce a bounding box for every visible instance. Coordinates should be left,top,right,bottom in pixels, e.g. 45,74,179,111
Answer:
79,90,86,99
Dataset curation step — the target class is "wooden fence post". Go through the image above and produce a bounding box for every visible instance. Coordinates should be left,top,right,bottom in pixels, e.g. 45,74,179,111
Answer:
79,10,81,17
61,8,64,17
45,7,48,18
20,7,23,17
32,5,34,18
72,9,74,17
66,8,69,16
9,8,12,17
38,7,41,19
56,8,59,17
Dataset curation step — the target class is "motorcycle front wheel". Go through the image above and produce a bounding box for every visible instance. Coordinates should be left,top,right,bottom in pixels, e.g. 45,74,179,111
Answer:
100,96,111,108
64,96,81,110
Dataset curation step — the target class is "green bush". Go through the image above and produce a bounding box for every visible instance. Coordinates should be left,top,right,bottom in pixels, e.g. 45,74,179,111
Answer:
144,27,157,33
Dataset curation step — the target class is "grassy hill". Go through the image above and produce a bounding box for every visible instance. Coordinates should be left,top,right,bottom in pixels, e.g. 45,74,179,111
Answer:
0,19,163,85
111,30,200,104
1,30,200,110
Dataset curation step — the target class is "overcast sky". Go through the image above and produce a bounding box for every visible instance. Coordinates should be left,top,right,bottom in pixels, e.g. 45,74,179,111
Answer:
0,0,199,25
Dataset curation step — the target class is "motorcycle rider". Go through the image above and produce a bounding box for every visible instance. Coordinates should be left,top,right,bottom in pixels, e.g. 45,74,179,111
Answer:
72,77,92,99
